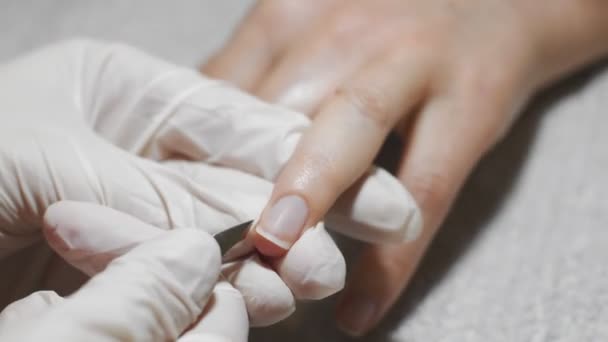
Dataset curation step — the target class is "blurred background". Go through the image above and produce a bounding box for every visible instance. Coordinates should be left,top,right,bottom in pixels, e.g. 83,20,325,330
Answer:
1,1,607,341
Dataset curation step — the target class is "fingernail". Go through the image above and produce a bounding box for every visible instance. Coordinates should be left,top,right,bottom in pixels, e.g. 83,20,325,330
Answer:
257,195,309,250
337,295,378,337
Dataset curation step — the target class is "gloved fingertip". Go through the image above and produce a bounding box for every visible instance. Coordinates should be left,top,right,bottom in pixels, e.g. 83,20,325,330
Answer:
43,201,77,232
276,225,346,300
327,167,425,243
42,201,81,252
222,257,295,327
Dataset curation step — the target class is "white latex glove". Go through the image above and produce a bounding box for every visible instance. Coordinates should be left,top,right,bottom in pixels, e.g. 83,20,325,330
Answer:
0,39,421,326
0,202,242,342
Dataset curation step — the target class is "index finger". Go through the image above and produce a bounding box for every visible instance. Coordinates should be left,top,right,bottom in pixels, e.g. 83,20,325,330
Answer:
253,50,429,255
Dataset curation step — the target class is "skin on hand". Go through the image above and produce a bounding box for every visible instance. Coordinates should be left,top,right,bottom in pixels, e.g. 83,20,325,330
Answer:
203,0,608,336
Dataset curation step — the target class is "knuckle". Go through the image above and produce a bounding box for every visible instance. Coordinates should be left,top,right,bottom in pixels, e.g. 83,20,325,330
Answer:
260,0,296,18
254,0,298,37
326,10,369,47
337,85,394,130
406,170,452,217
457,81,516,149
458,61,519,107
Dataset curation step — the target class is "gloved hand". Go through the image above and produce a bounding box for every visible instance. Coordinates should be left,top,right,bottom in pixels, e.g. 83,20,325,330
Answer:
0,202,243,342
0,40,421,326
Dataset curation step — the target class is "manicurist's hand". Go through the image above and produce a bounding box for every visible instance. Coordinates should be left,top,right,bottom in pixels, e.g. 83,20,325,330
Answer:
203,0,608,335
0,202,235,341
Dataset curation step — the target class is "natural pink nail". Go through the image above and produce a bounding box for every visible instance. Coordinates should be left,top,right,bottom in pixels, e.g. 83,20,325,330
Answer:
256,195,309,249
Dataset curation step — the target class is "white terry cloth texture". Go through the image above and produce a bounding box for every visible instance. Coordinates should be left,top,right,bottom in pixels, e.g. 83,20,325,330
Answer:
1,1,607,341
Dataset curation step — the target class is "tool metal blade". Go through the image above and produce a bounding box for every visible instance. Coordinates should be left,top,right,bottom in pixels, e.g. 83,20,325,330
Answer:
213,220,252,256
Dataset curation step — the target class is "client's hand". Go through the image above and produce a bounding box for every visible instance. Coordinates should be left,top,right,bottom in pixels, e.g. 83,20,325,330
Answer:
204,0,608,335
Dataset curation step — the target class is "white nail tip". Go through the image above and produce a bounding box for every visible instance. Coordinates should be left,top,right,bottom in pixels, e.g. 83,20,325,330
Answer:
255,228,292,250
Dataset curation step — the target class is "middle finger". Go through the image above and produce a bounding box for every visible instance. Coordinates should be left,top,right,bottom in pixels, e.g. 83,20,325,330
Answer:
254,6,399,115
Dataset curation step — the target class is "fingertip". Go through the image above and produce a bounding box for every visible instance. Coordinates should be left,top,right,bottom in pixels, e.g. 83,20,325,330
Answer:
327,167,425,244
253,229,289,257
253,194,310,256
275,225,346,300
43,201,79,232
42,201,88,253
222,256,295,327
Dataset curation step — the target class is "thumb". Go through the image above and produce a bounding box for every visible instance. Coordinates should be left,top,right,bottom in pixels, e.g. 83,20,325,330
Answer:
42,202,221,341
